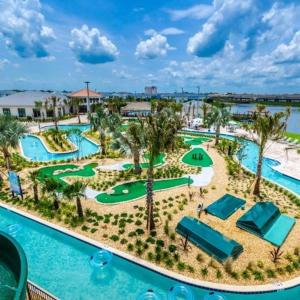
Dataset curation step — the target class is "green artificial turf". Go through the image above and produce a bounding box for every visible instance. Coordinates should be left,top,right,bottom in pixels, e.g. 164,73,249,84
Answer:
123,153,165,170
181,135,211,145
182,148,213,167
96,177,193,204
285,132,300,143
37,163,97,190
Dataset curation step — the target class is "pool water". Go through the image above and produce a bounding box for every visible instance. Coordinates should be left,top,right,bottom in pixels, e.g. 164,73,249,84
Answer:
0,207,300,300
0,259,17,300
20,124,99,161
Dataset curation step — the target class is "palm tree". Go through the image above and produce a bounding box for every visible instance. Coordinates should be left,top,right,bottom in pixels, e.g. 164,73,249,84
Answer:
248,109,290,196
41,178,62,210
0,116,28,170
111,122,144,174
47,96,61,131
206,104,230,145
201,103,210,127
28,170,39,202
69,97,83,123
141,109,182,232
34,100,43,118
63,181,86,218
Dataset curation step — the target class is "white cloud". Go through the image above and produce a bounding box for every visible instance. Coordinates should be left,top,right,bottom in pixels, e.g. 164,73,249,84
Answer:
187,0,255,57
160,27,185,35
0,58,9,69
272,31,300,64
135,33,174,59
69,25,119,64
112,69,132,79
0,0,55,58
167,4,214,21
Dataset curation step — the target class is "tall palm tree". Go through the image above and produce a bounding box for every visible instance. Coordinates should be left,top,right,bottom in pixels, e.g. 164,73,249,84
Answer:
47,96,61,131
0,116,28,170
28,170,39,202
41,178,62,210
249,109,290,196
206,105,230,145
141,109,182,232
201,103,210,127
34,100,43,118
111,122,144,174
63,181,86,218
69,97,83,123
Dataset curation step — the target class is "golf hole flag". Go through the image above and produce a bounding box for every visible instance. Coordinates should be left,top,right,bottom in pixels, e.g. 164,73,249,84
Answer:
8,171,23,197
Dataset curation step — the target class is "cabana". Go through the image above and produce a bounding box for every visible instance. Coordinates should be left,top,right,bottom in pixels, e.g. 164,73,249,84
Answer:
237,202,295,246
176,217,243,262
206,194,246,220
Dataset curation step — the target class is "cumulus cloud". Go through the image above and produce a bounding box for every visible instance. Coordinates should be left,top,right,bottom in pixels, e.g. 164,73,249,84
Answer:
187,0,255,57
272,31,300,64
112,69,132,79
69,25,119,64
0,58,9,69
0,0,55,58
135,33,174,59
167,4,214,21
160,27,185,35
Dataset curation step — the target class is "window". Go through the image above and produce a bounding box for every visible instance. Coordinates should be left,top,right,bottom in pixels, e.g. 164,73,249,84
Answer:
2,108,11,116
33,108,41,118
18,108,26,118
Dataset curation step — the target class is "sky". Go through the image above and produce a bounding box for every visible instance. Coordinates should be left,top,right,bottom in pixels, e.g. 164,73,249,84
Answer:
1,0,300,93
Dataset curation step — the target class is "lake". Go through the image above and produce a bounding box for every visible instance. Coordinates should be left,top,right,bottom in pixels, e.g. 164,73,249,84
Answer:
231,104,300,134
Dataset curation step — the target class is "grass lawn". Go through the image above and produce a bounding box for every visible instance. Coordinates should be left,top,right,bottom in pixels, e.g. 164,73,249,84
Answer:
182,148,213,167
285,132,300,143
123,153,165,170
96,177,193,204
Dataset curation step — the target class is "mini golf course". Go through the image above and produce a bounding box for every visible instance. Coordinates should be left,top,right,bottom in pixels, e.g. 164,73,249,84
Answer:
182,148,213,167
96,177,193,204
181,135,211,146
37,163,97,190
123,153,165,170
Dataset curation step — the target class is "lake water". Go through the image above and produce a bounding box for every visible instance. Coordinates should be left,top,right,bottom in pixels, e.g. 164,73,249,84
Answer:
231,104,300,134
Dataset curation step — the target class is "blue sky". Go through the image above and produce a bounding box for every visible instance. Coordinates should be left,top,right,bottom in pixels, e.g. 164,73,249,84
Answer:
1,0,300,93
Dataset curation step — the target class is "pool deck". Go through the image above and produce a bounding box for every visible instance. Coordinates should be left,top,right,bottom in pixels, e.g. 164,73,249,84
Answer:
2,201,300,295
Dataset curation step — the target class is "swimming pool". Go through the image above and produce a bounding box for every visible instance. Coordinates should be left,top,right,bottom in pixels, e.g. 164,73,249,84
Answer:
183,130,300,196
1,205,300,300
19,124,99,161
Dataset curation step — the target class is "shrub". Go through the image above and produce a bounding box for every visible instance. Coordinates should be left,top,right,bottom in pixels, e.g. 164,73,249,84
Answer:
177,262,186,271
147,252,154,261
266,269,276,278
196,253,204,263
242,270,250,280
135,219,142,226
120,238,128,245
127,243,134,251
168,245,177,253
136,228,145,235
224,259,233,274
216,269,223,279
156,240,165,247
253,270,264,281
146,236,155,244
201,267,208,277
110,235,119,242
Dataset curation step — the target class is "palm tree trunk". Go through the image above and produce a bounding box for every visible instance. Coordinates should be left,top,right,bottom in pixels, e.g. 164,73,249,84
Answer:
2,147,11,170
146,164,155,232
215,125,220,145
53,196,59,210
33,185,39,202
253,145,264,196
77,113,81,124
133,149,141,174
76,197,84,218
101,138,106,155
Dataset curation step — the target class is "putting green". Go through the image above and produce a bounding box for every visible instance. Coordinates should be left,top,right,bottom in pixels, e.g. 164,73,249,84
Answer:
182,148,213,167
37,163,97,190
96,177,193,204
123,153,165,170
181,135,211,145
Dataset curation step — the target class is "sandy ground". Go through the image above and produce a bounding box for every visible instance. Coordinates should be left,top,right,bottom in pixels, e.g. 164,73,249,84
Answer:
6,138,300,286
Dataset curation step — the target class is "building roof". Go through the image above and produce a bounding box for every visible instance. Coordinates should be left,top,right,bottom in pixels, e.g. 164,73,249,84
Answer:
121,102,151,111
0,91,67,107
69,88,101,98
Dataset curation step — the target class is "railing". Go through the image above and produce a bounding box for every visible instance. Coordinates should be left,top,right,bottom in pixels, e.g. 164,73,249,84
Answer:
26,281,58,300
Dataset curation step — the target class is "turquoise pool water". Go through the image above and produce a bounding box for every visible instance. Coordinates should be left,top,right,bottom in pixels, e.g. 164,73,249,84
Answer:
0,259,17,299
20,124,99,161
184,130,300,196
0,206,299,300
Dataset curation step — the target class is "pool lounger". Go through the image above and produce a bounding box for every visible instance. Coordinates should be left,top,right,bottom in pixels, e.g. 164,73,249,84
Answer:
206,194,246,220
176,216,243,263
236,202,295,247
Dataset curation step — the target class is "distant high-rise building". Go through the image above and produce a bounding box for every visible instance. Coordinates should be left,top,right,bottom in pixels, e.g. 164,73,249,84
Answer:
145,86,157,96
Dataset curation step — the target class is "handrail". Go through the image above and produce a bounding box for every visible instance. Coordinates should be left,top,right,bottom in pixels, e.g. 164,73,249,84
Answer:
26,281,58,300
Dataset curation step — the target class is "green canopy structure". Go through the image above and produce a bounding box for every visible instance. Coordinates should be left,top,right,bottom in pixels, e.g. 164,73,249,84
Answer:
237,202,295,246
206,194,246,220
176,217,243,263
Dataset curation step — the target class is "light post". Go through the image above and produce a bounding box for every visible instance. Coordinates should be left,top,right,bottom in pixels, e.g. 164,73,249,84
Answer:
197,86,200,117
85,81,91,113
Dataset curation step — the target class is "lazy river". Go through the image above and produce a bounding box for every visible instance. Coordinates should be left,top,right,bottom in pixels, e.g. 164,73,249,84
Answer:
19,124,99,161
1,205,300,300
